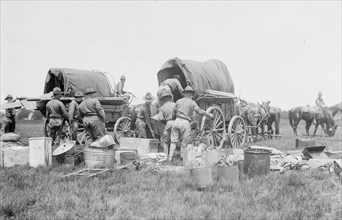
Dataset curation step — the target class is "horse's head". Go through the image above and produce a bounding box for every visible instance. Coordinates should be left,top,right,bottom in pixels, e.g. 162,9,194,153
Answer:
259,101,271,122
327,125,338,137
243,105,260,126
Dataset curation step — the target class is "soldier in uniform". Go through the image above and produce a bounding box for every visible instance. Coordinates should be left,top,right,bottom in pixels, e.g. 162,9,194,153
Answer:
4,94,16,133
169,85,214,162
157,93,176,161
46,87,70,145
314,91,329,124
135,93,154,138
157,75,184,105
115,75,127,96
78,87,106,143
68,91,84,142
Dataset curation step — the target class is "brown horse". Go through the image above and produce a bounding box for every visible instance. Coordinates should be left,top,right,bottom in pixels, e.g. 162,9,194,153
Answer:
329,102,342,118
261,101,281,135
289,106,338,137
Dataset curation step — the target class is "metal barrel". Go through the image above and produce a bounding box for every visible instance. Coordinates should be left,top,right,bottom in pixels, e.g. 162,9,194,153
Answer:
243,148,271,177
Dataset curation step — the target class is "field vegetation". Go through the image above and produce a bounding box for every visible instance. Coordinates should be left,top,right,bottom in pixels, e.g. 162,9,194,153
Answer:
1,115,341,219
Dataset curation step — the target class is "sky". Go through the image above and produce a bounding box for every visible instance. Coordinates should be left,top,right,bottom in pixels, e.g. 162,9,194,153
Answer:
1,1,341,110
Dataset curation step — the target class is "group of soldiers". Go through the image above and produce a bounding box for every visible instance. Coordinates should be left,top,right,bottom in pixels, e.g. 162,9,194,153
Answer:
45,87,106,146
136,75,214,162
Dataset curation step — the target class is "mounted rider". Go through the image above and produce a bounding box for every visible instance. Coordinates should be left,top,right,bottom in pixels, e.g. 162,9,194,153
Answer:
314,92,330,124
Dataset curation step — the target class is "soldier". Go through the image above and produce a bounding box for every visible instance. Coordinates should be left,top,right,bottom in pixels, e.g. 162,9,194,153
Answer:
78,87,106,143
68,91,83,142
115,75,127,96
157,93,176,161
314,91,329,124
46,87,69,145
169,85,214,162
135,93,154,138
4,94,16,133
157,75,184,104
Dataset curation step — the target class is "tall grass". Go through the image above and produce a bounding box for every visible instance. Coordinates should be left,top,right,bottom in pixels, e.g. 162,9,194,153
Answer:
1,116,341,219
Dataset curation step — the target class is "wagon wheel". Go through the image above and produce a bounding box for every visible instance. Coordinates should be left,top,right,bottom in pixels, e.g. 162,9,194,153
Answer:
113,116,135,144
227,115,246,148
76,121,88,144
200,106,226,147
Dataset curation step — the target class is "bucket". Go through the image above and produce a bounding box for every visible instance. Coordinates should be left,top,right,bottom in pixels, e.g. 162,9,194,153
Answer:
190,166,213,188
120,152,137,165
84,147,115,168
243,148,271,177
218,165,239,183
29,137,52,167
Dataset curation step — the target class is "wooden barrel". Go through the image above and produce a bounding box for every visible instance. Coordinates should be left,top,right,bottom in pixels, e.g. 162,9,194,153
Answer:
84,148,115,168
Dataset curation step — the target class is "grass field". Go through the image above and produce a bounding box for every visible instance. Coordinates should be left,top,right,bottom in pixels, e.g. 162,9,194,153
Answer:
1,116,341,219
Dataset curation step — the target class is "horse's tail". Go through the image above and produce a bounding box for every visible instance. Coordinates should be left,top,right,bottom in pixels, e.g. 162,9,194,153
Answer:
275,109,281,134
288,108,294,128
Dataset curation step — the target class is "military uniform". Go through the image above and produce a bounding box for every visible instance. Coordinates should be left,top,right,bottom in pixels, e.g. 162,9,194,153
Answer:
157,78,184,102
46,89,69,144
171,98,209,147
158,101,176,144
78,88,106,141
135,93,154,138
4,94,16,133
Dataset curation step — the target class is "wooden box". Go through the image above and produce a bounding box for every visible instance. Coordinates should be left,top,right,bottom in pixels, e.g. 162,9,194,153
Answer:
1,146,29,167
29,137,52,167
119,138,159,155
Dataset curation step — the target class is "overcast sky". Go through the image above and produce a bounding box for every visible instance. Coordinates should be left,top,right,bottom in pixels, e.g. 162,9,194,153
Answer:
1,1,341,110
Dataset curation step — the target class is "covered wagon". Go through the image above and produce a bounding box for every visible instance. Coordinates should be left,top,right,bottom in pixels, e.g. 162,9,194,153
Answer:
157,57,246,148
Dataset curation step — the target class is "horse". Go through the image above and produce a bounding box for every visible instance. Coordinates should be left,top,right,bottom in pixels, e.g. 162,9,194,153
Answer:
237,100,261,141
329,102,342,118
289,106,338,137
261,101,281,136
256,102,270,139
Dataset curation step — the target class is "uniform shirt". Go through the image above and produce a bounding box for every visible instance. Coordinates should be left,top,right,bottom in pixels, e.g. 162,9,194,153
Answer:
158,102,176,122
161,78,184,93
315,97,325,107
137,103,152,119
5,100,16,118
68,100,79,121
115,81,125,95
46,99,69,119
78,97,104,118
174,98,207,121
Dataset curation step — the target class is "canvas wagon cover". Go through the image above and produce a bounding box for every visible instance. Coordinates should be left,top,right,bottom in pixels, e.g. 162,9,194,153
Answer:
44,68,114,97
157,58,234,95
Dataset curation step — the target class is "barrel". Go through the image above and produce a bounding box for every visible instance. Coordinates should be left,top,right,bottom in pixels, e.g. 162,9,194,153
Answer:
243,148,271,177
84,148,115,168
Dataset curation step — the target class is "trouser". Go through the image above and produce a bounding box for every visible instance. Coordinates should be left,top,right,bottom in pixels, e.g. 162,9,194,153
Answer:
70,119,79,141
47,118,63,144
135,118,153,138
171,118,191,148
4,117,15,133
83,115,106,142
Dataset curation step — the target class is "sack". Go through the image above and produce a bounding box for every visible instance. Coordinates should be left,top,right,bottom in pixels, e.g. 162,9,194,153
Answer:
0,133,20,142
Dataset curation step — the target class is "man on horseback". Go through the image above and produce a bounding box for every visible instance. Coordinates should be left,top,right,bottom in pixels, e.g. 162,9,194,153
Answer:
314,92,329,125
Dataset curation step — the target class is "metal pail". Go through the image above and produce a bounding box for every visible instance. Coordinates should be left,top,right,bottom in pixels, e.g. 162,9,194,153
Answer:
243,148,271,177
190,166,213,188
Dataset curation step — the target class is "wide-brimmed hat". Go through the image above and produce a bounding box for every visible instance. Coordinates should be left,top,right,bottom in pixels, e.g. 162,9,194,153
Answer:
184,85,195,93
4,94,13,100
52,87,62,95
143,92,154,101
74,91,84,97
85,87,97,95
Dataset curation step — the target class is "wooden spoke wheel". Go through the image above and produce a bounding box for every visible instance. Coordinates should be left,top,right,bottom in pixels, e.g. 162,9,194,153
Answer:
227,115,246,148
76,121,88,144
113,116,135,144
200,106,226,147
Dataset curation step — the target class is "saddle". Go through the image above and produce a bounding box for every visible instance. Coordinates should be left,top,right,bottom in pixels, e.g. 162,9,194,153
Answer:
302,106,315,114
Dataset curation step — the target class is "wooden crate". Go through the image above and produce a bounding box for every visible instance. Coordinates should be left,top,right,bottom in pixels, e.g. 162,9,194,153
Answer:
119,138,160,155
1,146,29,167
